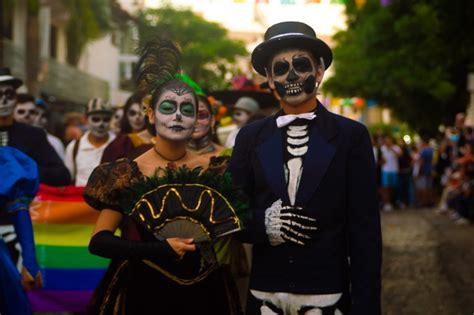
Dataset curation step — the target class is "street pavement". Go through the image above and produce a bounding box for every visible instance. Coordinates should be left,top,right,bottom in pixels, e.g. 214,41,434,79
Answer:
381,208,474,315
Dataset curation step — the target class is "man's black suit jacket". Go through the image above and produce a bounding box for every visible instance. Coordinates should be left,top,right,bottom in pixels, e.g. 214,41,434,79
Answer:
228,103,382,315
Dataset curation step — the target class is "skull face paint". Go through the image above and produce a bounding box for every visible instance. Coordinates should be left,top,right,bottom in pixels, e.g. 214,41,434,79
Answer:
192,100,212,140
87,113,111,138
268,49,320,106
127,103,145,132
153,89,196,141
14,101,38,125
33,107,47,128
0,85,16,117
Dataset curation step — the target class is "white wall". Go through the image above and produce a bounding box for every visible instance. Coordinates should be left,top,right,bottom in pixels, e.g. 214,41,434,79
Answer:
78,34,127,104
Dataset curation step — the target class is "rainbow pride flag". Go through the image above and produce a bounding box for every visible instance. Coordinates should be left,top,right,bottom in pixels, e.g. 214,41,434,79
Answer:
27,184,109,312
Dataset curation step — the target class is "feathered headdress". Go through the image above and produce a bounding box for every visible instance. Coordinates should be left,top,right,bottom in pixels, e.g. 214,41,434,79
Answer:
135,38,181,104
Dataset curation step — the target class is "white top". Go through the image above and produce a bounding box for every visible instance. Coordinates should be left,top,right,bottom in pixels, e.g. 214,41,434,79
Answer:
225,127,241,148
380,144,401,172
47,132,65,160
65,131,116,186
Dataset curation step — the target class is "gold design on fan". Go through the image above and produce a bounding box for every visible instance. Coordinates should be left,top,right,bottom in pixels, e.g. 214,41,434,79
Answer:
130,183,241,228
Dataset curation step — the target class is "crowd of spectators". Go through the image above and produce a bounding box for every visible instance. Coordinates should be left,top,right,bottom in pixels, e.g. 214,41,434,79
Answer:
372,112,474,225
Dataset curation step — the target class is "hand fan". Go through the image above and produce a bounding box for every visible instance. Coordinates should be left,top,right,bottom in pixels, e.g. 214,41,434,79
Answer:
129,183,241,242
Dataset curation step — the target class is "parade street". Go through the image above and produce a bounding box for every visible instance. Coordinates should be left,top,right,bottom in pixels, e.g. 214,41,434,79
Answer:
381,209,474,315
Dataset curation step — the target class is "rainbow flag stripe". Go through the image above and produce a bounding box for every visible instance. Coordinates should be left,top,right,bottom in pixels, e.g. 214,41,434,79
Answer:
27,184,109,312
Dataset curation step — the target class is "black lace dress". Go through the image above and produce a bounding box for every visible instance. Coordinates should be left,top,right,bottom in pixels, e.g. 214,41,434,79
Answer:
83,159,241,315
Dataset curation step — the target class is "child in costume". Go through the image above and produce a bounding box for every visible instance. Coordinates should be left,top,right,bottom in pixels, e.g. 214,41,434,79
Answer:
0,146,42,315
84,39,243,314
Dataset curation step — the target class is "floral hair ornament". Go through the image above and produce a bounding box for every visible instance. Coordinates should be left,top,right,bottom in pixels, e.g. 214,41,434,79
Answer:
142,94,152,114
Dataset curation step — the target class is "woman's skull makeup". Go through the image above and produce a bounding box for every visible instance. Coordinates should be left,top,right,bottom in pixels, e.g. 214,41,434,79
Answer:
87,113,111,138
0,85,17,117
192,100,213,140
14,101,38,125
127,103,145,132
267,48,321,106
152,88,196,141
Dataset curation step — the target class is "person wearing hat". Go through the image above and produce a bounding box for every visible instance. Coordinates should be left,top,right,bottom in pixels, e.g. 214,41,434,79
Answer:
0,67,70,186
65,98,116,186
228,22,381,314
225,96,260,148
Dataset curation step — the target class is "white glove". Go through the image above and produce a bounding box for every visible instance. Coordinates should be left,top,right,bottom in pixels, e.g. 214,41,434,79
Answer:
265,199,318,246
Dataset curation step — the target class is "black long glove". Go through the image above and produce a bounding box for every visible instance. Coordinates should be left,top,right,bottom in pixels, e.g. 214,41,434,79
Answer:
89,230,178,260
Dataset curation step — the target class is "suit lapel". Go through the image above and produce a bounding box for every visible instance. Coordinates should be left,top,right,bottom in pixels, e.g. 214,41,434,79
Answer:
295,103,339,206
256,118,290,205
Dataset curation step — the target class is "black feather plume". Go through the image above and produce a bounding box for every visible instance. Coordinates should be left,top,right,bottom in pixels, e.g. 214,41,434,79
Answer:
135,38,181,94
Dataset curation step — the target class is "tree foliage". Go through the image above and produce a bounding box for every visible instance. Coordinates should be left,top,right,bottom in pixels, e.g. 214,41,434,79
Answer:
63,0,112,66
136,5,247,90
324,0,474,133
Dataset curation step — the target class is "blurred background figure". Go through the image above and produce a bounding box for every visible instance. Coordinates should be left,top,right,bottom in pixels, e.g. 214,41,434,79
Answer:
188,95,224,157
110,105,125,135
65,98,115,186
225,96,260,148
380,135,402,211
33,98,65,160
13,93,37,125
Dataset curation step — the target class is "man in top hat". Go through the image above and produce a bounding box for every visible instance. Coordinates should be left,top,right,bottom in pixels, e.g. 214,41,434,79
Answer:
228,22,381,314
225,96,260,148
65,97,116,186
0,67,70,186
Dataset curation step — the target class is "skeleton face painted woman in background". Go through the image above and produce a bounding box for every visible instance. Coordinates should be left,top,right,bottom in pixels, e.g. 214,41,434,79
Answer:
267,48,324,107
127,103,145,132
110,107,124,134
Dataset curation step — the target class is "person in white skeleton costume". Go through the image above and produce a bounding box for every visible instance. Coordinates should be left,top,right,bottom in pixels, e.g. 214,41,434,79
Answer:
228,22,382,315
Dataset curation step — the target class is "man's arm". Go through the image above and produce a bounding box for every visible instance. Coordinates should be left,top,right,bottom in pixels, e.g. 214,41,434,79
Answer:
32,131,71,186
227,127,269,245
347,126,382,315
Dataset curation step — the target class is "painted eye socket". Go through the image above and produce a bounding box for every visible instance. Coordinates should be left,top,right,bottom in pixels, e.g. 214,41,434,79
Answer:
180,102,196,117
293,57,313,73
273,60,290,76
159,101,177,115
198,110,211,120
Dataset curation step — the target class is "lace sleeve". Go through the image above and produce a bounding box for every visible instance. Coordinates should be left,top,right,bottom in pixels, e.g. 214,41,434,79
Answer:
83,158,143,212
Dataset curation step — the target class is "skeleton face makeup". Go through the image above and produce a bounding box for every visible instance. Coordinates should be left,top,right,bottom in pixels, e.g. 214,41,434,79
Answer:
14,101,38,125
192,100,213,140
127,103,145,132
87,113,111,138
268,49,322,106
0,85,17,117
152,89,196,141
233,109,251,128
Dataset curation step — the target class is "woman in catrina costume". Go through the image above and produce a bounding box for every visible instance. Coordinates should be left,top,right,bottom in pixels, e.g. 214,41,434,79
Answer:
84,38,245,315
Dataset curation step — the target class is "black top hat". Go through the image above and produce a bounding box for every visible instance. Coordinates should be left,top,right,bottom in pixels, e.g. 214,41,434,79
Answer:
0,67,23,89
251,21,333,76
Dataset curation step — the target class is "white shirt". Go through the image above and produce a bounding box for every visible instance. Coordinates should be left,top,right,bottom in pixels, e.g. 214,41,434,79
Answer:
381,144,401,172
65,131,116,186
47,132,65,160
225,127,241,148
